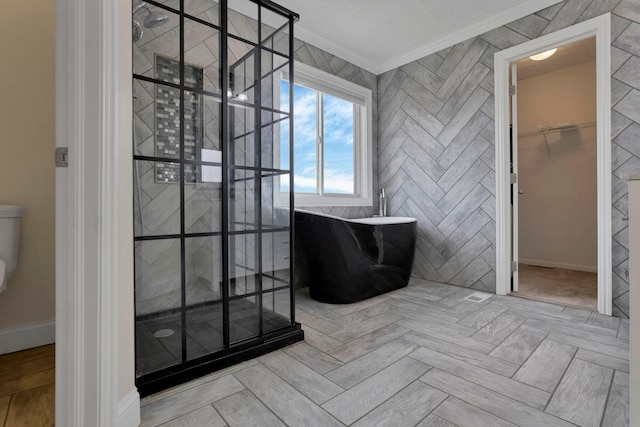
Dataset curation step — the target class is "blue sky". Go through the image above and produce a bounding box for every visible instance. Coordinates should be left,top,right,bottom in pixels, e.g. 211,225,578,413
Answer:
280,80,354,194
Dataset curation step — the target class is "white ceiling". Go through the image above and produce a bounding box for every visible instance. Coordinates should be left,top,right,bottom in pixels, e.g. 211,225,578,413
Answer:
276,0,564,75
516,36,596,80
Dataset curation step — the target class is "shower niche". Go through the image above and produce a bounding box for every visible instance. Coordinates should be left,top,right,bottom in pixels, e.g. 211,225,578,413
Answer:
132,0,301,396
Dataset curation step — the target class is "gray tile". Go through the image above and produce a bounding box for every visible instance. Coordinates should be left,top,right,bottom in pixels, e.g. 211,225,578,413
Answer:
295,310,342,335
544,330,629,359
614,370,629,387
330,312,401,343
546,359,613,427
299,325,343,353
401,116,445,158
614,55,640,90
615,0,640,24
284,342,344,375
401,95,445,137
480,26,529,50
352,381,447,427
513,339,576,392
488,324,548,365
158,405,225,427
401,75,445,116
213,390,284,427
438,231,491,280
614,22,640,57
472,313,526,345
506,14,549,39
140,375,245,426
438,112,491,170
421,369,575,427
437,88,490,147
417,414,458,427
259,352,344,404
403,331,519,377
541,0,590,36
602,383,630,427
587,312,622,331
410,347,550,410
328,323,409,363
233,364,341,427
574,348,629,372
618,318,629,339
322,357,430,425
458,304,508,329
398,317,495,354
436,38,488,102
400,131,446,182
389,301,478,334
436,38,475,79
401,61,444,94
434,396,517,427
326,338,418,388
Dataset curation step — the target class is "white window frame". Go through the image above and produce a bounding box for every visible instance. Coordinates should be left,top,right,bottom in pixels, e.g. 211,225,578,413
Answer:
277,61,373,207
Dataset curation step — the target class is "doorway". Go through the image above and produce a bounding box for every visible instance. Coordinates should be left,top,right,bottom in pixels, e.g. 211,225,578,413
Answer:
511,37,598,311
494,14,612,315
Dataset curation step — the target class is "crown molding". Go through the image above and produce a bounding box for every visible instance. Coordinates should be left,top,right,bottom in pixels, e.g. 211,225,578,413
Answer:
293,0,563,75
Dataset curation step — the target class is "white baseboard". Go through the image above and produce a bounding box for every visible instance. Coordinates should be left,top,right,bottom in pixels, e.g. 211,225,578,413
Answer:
519,258,598,273
0,320,55,355
116,389,141,427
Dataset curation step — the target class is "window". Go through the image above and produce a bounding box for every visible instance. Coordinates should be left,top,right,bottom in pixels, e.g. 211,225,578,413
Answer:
279,62,373,206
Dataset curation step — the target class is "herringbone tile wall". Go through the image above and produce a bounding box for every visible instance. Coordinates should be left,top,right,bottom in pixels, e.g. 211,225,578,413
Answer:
377,0,639,318
293,41,379,219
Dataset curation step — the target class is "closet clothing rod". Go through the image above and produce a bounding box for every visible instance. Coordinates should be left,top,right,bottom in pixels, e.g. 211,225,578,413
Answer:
518,121,596,139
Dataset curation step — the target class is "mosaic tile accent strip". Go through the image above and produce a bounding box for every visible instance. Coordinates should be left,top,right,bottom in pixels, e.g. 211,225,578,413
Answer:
155,54,204,183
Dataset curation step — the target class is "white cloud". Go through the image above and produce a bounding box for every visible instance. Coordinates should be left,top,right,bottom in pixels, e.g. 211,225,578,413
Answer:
324,169,354,194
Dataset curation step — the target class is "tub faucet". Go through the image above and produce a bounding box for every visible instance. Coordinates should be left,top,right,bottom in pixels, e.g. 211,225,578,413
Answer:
378,188,387,217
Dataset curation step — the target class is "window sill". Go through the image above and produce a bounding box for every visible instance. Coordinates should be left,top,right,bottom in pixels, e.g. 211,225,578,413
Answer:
282,194,373,208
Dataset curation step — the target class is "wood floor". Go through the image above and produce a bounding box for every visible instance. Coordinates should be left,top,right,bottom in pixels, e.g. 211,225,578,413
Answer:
140,278,630,426
0,344,54,426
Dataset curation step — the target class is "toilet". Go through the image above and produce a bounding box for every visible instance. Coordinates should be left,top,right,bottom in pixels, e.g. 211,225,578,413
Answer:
0,205,26,293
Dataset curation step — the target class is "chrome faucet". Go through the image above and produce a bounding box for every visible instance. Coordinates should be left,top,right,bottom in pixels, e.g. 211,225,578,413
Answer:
378,188,387,217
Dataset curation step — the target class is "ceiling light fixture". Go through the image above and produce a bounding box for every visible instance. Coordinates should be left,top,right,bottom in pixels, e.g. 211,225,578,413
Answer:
529,48,557,61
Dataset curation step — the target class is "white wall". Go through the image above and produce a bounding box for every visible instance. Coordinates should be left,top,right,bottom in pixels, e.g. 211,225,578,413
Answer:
0,1,56,332
517,60,597,271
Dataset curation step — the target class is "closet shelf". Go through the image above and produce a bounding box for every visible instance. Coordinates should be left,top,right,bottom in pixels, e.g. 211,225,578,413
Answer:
518,121,596,138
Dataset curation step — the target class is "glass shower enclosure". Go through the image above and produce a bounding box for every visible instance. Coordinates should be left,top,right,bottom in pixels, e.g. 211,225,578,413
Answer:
132,0,301,396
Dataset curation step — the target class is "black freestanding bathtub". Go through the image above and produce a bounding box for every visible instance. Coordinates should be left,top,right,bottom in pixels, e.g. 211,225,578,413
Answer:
294,209,417,304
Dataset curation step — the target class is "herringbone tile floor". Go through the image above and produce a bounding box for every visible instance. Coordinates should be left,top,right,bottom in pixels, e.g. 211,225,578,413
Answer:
140,279,629,426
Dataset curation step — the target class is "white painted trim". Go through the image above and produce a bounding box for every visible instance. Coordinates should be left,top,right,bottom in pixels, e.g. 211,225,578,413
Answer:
56,0,136,425
0,320,55,355
627,179,640,426
519,259,598,273
116,390,141,427
283,62,374,208
290,0,562,75
374,0,563,75
494,14,612,315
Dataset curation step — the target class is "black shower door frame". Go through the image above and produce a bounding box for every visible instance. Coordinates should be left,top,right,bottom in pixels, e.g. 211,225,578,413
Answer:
132,0,302,397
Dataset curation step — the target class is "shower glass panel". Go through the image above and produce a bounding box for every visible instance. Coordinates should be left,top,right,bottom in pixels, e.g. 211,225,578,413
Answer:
132,0,300,396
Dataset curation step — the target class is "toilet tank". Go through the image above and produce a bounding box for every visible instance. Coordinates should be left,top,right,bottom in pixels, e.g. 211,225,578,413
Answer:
0,205,26,278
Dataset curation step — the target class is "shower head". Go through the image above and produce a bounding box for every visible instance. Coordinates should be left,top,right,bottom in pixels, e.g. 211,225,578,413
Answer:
132,1,169,31
133,20,143,42
143,9,169,28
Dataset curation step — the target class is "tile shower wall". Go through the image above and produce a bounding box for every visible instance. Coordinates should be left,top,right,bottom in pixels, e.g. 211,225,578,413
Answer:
133,5,254,315
377,0,638,318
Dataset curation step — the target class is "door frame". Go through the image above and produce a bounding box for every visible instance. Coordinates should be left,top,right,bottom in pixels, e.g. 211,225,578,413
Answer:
56,0,138,425
494,14,612,315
